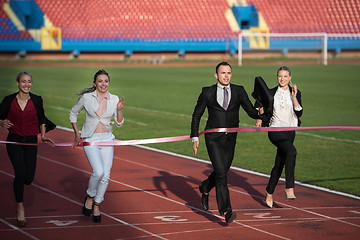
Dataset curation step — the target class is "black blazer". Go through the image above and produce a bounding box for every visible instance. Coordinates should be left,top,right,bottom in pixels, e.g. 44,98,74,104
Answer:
259,86,303,127
0,92,56,133
191,84,260,140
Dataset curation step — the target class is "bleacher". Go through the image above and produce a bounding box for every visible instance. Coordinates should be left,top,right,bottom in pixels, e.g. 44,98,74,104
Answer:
0,0,33,41
36,0,234,40
0,0,359,56
248,0,360,34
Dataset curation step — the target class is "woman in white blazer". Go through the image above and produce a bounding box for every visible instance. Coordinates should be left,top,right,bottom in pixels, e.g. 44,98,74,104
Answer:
70,69,125,223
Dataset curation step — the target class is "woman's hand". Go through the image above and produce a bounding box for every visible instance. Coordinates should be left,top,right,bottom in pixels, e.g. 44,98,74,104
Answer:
256,119,262,127
291,84,298,98
41,136,56,148
72,132,82,148
0,119,13,129
117,97,125,110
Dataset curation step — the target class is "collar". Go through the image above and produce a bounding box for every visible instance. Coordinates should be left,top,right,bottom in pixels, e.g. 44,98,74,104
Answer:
277,86,290,93
92,90,110,99
217,83,230,90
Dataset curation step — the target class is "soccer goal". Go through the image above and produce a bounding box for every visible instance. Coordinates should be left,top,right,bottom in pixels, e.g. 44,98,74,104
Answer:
238,32,328,66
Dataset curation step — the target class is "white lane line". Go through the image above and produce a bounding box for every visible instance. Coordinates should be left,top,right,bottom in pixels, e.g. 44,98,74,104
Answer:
274,201,360,228
127,107,360,144
0,86,357,144
240,123,360,144
48,103,360,144
0,223,142,232
111,153,360,228
0,169,168,240
39,156,291,240
118,215,357,240
296,131,360,144
0,218,40,240
134,144,360,200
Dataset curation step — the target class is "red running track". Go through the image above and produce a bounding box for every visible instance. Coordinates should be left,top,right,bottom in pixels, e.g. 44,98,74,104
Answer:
0,128,359,240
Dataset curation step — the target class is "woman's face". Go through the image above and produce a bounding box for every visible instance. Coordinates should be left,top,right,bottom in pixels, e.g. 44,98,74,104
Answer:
93,74,109,94
16,74,32,94
277,70,291,89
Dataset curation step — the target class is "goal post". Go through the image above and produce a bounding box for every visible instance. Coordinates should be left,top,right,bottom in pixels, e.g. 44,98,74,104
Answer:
238,32,328,66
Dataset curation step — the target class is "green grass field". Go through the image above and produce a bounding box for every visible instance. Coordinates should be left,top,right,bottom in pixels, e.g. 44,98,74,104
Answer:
0,63,359,196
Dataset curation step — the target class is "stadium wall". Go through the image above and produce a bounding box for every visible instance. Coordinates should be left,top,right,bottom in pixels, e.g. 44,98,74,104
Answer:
1,37,360,60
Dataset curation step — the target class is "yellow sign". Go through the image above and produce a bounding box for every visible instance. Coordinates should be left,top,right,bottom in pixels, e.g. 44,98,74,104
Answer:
41,27,61,50
249,27,269,49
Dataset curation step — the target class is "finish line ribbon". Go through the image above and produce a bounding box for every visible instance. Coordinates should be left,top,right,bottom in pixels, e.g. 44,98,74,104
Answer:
0,126,359,147
82,126,360,147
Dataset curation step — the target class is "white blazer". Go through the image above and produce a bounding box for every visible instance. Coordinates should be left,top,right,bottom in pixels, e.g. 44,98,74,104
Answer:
69,91,123,138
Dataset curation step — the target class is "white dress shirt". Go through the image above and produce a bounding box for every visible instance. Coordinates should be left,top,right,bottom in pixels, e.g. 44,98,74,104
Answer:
217,83,231,108
269,87,302,127
69,91,123,138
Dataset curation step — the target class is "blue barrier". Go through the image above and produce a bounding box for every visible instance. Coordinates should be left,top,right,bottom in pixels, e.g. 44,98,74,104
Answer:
1,37,360,53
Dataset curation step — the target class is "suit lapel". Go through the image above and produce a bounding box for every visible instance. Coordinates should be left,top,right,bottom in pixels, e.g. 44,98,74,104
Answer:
227,84,235,108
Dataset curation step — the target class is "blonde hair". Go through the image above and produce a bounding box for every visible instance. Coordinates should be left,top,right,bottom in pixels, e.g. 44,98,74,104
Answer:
16,72,32,82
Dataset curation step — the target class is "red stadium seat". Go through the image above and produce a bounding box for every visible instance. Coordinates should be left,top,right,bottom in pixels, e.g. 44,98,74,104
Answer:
35,0,235,39
248,0,360,34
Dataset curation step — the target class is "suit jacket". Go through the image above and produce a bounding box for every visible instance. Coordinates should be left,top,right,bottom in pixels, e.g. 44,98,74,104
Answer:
69,91,122,138
259,86,303,127
0,92,56,133
191,83,260,141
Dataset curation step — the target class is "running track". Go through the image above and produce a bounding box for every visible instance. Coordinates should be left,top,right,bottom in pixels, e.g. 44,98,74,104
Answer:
0,128,359,240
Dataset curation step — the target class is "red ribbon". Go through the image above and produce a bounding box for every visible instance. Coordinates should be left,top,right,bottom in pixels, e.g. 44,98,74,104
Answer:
0,126,359,147
82,126,360,147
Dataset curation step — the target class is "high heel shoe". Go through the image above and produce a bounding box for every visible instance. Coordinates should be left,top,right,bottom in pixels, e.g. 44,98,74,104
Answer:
284,188,296,200
92,202,101,223
265,191,273,208
82,195,93,216
17,210,26,227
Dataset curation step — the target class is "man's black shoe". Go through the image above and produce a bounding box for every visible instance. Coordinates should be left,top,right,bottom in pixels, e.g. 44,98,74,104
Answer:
199,185,209,210
225,211,237,224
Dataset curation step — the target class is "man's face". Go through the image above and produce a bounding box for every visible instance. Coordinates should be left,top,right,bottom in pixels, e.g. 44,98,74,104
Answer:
215,65,232,87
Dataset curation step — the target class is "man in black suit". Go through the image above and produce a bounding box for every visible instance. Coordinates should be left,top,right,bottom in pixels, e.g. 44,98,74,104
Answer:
190,62,260,224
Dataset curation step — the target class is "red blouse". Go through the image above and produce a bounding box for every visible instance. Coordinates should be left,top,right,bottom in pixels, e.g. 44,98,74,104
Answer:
7,97,39,136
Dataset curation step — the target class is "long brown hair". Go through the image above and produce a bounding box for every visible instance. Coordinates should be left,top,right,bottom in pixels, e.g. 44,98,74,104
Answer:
77,69,110,96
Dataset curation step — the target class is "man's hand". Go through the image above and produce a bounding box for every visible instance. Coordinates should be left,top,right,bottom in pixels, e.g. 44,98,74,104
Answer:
259,107,264,114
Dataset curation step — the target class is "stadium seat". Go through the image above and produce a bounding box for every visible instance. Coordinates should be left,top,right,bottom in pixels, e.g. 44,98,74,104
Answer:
247,0,360,34
0,0,33,41
35,0,234,40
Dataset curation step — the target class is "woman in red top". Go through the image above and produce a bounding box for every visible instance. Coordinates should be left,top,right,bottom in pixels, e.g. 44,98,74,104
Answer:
0,72,56,227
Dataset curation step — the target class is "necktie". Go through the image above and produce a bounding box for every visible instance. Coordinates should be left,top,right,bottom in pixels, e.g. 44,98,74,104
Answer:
223,87,228,110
